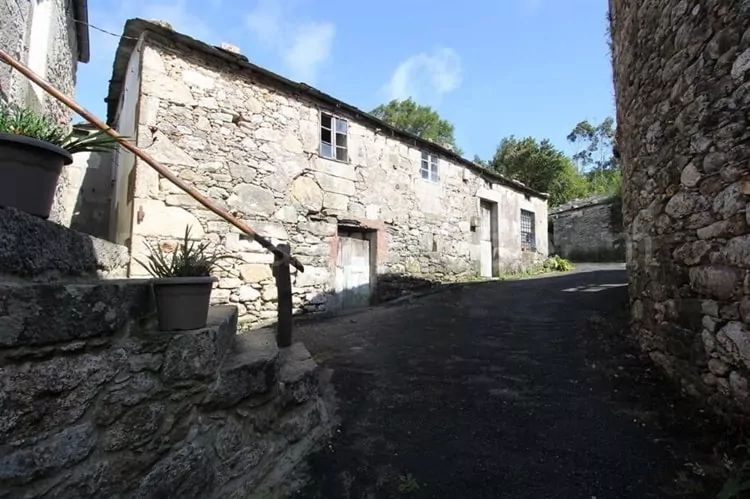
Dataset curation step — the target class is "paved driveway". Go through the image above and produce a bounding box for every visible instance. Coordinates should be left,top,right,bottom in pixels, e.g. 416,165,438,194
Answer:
293,265,690,498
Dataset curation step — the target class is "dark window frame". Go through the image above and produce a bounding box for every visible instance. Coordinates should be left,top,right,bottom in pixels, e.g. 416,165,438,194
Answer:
520,209,536,251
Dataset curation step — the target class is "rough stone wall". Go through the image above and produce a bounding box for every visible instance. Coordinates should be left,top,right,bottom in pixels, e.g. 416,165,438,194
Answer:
123,37,548,325
550,195,624,261
0,0,77,123
610,0,750,409
0,295,331,498
0,0,32,104
0,0,82,226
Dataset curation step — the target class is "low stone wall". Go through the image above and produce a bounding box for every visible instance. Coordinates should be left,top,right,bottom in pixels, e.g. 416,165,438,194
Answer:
550,195,624,262
0,280,332,498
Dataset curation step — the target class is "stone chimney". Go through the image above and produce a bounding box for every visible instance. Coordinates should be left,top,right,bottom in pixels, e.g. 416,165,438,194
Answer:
220,42,241,55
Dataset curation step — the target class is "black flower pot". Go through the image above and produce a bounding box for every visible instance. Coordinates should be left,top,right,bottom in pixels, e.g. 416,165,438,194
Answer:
152,276,218,331
0,132,72,219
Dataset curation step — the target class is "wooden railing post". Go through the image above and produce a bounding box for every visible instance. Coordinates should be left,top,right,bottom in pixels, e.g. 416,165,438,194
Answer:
273,243,293,348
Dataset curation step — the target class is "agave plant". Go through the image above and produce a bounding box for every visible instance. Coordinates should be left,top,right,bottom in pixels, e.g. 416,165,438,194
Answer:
0,102,121,154
136,226,234,278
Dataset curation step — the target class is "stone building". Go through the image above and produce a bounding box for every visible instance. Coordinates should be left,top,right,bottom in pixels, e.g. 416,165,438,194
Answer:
105,19,549,325
549,194,624,261
0,0,92,226
610,0,750,410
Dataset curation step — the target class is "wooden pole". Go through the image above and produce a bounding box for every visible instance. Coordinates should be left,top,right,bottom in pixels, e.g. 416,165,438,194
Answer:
0,48,304,273
273,243,293,348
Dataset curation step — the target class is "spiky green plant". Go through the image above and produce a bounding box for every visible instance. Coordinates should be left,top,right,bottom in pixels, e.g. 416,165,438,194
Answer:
0,102,121,154
136,226,234,278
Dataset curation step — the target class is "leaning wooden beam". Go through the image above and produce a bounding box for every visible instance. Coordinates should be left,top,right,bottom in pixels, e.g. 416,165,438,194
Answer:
0,48,304,272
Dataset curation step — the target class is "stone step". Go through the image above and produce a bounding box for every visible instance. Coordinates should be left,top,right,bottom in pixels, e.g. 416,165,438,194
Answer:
0,279,154,355
155,305,239,384
203,329,279,409
0,207,129,281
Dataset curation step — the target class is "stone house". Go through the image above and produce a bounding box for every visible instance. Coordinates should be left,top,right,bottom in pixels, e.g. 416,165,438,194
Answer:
0,0,92,225
105,19,549,325
549,194,624,261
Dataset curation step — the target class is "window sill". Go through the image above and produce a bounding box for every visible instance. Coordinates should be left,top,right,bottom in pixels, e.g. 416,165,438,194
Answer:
318,153,350,165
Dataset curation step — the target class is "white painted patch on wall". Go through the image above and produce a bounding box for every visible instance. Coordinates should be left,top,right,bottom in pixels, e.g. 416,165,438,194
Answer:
27,0,54,106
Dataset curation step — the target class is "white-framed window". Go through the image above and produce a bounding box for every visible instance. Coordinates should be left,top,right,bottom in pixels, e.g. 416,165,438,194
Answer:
420,151,439,182
320,111,348,162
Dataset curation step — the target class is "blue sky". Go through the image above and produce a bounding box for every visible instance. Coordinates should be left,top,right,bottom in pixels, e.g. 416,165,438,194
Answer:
76,0,614,160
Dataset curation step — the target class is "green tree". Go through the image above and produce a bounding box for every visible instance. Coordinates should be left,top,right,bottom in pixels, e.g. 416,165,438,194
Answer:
489,136,587,206
567,117,617,171
371,98,461,154
567,117,621,196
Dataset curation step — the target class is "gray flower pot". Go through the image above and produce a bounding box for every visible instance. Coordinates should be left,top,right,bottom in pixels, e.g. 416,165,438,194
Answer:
152,276,218,331
0,133,72,219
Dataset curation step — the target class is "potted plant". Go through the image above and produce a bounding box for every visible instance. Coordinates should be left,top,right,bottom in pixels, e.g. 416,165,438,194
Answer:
137,227,232,331
0,103,120,218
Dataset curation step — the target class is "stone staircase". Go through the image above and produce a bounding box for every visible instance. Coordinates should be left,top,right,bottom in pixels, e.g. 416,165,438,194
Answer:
0,208,333,499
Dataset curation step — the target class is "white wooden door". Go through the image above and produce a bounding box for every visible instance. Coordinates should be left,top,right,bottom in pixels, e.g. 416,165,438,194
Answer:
335,232,372,308
480,202,493,278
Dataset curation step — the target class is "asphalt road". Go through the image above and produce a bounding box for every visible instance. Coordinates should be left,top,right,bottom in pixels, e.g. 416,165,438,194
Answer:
293,265,689,499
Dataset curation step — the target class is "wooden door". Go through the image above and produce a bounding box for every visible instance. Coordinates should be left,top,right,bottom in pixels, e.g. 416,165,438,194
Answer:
335,232,372,308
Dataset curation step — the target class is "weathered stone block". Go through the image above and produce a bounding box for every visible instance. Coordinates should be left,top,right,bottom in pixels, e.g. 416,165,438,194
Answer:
239,264,273,283
132,199,205,239
323,192,350,212
238,285,261,302
227,184,276,217
298,221,336,237
315,172,356,196
716,321,750,368
95,372,163,426
161,306,238,383
0,280,152,348
741,296,750,323
0,422,95,484
708,358,730,376
689,265,741,299
1,350,125,444
103,403,166,451
0,207,130,280
725,235,750,267
291,176,323,213
136,442,215,499
714,183,747,218
673,240,710,264
203,335,278,409
665,191,710,219
294,266,331,288
279,343,319,406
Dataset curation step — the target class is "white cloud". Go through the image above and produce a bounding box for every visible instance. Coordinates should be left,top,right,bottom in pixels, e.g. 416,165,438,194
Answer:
522,0,542,13
283,22,335,82
244,0,335,83
382,48,462,104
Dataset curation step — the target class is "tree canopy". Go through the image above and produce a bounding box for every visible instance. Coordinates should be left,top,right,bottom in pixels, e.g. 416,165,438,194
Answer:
488,136,588,206
567,117,621,196
370,98,461,153
472,117,621,207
